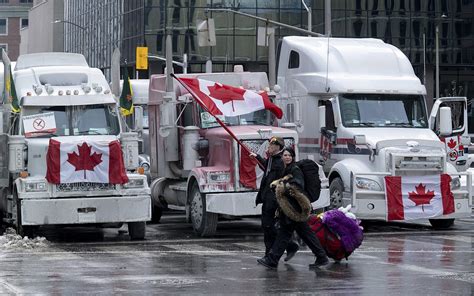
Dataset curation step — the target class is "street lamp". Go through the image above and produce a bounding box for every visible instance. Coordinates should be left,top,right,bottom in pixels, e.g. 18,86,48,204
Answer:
301,0,312,35
52,19,88,61
435,13,448,100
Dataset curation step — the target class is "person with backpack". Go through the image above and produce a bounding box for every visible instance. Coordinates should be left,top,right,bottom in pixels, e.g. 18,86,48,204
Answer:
257,147,329,270
250,137,299,261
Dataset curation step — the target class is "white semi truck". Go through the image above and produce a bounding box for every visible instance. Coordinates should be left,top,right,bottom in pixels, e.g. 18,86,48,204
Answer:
274,37,471,228
0,52,151,239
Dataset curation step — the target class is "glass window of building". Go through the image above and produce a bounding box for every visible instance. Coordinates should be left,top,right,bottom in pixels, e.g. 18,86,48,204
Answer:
0,44,7,53
21,18,28,29
0,19,6,35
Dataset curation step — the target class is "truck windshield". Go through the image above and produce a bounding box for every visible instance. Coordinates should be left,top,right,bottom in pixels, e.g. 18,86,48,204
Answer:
339,94,428,128
22,104,120,137
200,108,272,128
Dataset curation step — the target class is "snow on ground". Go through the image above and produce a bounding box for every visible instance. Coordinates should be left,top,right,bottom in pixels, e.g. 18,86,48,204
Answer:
0,228,48,250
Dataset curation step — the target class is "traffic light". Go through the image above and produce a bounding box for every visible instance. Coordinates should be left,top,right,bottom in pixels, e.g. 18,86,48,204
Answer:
136,47,148,70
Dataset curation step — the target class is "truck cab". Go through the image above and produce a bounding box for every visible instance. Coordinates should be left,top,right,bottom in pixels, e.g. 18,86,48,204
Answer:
0,52,151,239
148,71,329,236
275,37,471,228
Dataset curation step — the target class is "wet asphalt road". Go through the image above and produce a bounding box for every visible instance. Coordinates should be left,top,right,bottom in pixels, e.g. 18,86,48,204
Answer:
0,212,472,295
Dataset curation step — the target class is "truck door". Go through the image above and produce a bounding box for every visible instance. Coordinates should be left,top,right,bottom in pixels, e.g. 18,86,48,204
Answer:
320,99,337,171
429,97,469,171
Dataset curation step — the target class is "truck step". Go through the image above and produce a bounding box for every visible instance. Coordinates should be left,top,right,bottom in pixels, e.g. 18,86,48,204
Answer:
169,185,187,192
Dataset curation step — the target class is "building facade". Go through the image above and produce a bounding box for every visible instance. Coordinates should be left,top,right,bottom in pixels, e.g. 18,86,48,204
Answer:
60,0,473,103
0,0,33,60
22,0,64,55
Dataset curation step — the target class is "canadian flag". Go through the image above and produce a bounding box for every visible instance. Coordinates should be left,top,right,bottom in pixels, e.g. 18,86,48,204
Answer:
384,174,455,221
46,139,129,184
239,149,264,189
173,76,283,119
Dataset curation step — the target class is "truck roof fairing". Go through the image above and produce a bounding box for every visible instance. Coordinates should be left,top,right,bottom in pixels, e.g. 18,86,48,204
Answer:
21,94,116,106
279,37,426,95
15,53,88,70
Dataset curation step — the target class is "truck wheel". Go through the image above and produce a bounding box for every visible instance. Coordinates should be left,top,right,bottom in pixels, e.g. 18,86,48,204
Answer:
429,218,454,229
329,177,344,209
14,192,37,238
128,222,146,240
190,183,217,237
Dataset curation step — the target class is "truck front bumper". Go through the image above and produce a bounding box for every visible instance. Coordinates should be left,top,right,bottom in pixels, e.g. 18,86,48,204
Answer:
20,195,151,226
206,192,262,216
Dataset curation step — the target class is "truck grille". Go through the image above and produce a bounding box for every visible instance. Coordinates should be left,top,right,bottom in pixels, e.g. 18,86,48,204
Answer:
56,182,116,192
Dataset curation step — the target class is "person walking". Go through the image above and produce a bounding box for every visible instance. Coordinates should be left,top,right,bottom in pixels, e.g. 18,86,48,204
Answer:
257,147,329,269
250,137,299,260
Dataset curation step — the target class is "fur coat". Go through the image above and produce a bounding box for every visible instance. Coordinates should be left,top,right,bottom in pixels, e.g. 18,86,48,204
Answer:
271,174,312,222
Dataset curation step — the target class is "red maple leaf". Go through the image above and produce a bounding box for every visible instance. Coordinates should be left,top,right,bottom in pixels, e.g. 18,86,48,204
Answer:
447,138,457,149
67,143,103,179
207,83,246,105
408,183,435,211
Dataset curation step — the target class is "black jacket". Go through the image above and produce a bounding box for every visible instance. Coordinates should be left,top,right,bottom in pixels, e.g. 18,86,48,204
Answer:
255,152,285,206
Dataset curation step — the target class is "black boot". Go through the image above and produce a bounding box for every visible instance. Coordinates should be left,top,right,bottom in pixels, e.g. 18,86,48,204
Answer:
284,244,299,262
309,256,329,269
257,256,278,269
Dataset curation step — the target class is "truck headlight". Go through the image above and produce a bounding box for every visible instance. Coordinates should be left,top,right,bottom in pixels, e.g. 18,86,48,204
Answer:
355,177,382,191
123,178,145,189
451,177,461,190
25,181,48,192
207,172,230,183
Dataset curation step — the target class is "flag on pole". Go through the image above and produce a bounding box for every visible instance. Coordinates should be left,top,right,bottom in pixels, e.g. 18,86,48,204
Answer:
173,76,283,119
120,68,134,116
384,174,455,221
6,68,20,113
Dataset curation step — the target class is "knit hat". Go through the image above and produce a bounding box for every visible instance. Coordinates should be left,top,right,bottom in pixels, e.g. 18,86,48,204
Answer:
269,136,285,148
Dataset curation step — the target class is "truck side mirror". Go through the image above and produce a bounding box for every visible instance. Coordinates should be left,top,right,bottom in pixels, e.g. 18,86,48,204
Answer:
319,105,326,129
134,105,144,132
439,106,452,136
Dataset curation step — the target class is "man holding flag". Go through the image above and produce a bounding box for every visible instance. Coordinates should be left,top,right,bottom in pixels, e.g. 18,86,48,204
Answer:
172,74,299,261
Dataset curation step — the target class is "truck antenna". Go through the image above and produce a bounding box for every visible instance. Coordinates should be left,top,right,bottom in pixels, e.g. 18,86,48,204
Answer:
325,35,331,93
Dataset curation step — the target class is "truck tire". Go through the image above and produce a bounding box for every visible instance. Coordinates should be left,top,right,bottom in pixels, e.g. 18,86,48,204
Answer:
329,177,344,209
429,218,454,229
128,222,146,240
151,205,163,223
14,192,37,238
190,183,217,237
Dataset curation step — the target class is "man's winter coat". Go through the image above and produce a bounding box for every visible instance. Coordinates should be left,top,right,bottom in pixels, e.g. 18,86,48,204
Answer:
255,153,285,227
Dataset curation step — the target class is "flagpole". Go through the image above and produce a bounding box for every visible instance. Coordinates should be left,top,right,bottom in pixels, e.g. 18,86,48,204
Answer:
171,74,265,170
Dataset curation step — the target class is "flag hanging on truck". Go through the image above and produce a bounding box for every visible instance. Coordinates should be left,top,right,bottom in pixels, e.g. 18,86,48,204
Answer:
6,68,20,113
46,139,129,184
119,68,134,116
384,174,454,221
172,76,283,119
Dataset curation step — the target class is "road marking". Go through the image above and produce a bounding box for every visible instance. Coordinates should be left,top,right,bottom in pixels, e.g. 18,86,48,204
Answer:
429,235,472,243
0,280,22,294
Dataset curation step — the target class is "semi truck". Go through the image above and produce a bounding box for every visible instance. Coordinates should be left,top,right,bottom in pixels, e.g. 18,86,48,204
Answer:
0,51,151,239
274,37,471,228
148,70,309,236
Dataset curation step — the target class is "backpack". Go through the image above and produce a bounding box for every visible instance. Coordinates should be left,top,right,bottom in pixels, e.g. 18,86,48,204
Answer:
308,215,348,261
295,159,321,202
